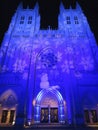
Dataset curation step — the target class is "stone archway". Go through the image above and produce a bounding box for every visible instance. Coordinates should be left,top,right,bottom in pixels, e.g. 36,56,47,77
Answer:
34,89,65,123
0,90,17,126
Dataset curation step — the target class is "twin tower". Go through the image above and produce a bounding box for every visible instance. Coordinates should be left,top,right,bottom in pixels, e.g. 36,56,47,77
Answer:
22,0,76,29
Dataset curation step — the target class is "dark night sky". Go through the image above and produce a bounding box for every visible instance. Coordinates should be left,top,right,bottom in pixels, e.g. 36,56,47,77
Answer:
0,0,98,44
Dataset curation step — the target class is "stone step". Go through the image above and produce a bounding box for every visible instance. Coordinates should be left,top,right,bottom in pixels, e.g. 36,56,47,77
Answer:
25,123,70,128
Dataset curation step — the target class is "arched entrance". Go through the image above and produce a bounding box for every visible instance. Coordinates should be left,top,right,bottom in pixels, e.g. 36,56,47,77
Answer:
33,89,65,123
0,90,17,126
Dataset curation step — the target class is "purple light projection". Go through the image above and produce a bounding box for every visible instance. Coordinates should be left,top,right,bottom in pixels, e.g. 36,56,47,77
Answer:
0,2,98,126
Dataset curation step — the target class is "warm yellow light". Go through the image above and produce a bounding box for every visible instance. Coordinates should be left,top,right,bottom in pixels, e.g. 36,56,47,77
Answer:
12,121,15,125
33,99,36,106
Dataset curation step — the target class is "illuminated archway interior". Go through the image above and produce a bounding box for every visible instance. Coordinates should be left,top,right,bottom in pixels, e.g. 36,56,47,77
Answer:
34,89,65,123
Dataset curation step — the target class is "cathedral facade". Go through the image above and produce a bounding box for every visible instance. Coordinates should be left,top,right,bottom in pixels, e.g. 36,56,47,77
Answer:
0,2,98,127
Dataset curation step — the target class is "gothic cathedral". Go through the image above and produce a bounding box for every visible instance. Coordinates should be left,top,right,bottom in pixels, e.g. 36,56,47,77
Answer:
0,2,98,127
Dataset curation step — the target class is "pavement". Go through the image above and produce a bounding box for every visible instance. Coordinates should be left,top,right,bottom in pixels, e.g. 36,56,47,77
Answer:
0,124,98,130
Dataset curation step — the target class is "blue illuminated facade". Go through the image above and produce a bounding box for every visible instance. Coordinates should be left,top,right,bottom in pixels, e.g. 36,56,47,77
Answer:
0,2,98,127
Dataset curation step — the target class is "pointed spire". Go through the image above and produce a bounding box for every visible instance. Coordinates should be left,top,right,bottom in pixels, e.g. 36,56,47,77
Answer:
17,2,23,11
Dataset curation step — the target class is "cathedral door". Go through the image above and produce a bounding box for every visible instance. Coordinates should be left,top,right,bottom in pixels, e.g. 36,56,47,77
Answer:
84,109,98,124
40,107,58,123
1,110,15,124
40,108,49,123
50,108,58,123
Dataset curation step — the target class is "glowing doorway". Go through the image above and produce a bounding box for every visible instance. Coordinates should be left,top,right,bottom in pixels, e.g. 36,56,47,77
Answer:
34,89,65,123
40,107,58,123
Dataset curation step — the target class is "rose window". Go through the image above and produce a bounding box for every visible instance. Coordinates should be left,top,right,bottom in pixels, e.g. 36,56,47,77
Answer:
41,52,57,68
